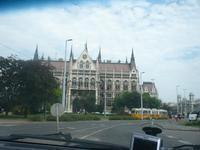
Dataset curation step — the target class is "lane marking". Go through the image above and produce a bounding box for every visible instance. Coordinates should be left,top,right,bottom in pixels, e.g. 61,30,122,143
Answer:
80,123,126,139
166,135,176,139
72,126,102,133
178,140,192,145
59,127,75,130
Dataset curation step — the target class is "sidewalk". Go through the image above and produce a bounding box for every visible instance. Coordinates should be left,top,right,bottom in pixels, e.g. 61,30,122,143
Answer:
162,119,200,131
0,119,30,124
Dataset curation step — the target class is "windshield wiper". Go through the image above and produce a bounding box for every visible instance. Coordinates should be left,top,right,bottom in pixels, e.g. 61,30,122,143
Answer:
0,132,72,142
173,144,200,150
0,133,129,150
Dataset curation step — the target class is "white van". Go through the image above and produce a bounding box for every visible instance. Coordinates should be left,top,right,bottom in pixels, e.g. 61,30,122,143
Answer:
189,111,200,121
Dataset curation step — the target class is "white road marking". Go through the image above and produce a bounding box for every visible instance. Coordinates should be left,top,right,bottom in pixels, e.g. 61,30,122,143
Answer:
166,135,176,139
178,140,192,145
59,127,75,130
87,137,100,141
72,126,100,132
80,123,125,139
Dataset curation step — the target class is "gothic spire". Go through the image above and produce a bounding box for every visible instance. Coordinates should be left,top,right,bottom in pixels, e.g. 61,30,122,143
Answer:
130,48,135,63
69,45,74,60
85,42,88,52
97,47,101,62
126,57,128,63
33,44,39,61
130,48,136,69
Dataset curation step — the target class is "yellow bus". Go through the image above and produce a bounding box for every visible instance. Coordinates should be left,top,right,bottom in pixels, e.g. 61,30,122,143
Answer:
131,108,168,119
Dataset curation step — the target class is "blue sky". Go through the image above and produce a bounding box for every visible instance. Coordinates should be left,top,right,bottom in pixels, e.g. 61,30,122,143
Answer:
0,0,200,102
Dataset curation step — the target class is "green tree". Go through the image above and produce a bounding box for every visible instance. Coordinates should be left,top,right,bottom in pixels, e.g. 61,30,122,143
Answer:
0,56,23,115
143,93,161,109
112,91,140,113
18,60,60,117
73,91,97,113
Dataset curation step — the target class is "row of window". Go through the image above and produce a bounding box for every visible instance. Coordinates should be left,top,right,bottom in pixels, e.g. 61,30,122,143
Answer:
71,77,137,90
79,60,90,69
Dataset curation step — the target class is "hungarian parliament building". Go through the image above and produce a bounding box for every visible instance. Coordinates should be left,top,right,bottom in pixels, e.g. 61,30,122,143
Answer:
34,43,141,112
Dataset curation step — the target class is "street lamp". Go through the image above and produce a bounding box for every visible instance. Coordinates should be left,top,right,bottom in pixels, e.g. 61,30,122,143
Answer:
140,72,145,120
183,89,187,117
62,39,72,111
176,85,180,114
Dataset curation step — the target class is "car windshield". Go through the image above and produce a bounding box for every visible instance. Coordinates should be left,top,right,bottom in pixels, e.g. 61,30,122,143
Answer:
0,0,200,149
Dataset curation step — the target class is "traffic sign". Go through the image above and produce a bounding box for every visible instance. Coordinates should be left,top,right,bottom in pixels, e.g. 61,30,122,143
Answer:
50,103,64,117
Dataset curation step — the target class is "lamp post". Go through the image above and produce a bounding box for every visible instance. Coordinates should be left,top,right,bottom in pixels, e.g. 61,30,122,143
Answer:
176,85,180,114
140,72,145,120
62,39,72,111
183,89,187,117
104,69,107,118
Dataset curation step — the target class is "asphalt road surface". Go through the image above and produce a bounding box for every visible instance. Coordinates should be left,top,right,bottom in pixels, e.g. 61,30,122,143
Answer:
0,119,200,149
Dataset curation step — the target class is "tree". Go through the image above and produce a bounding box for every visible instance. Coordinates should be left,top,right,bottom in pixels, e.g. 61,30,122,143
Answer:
143,93,161,109
18,60,60,117
73,91,97,113
112,91,140,113
0,56,23,115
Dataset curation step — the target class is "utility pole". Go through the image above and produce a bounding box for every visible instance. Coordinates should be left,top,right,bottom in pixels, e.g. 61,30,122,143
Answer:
104,69,107,117
176,85,180,114
183,89,187,117
62,39,72,111
140,72,145,120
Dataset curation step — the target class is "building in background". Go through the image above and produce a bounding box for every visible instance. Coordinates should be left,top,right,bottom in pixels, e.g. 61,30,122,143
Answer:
142,82,158,98
177,92,200,115
193,99,200,112
34,44,140,112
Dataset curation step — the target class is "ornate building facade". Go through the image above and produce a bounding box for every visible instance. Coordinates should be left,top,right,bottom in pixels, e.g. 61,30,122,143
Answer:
142,82,158,98
42,44,140,112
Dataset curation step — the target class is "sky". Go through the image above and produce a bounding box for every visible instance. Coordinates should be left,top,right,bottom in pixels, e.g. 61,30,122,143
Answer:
0,0,200,102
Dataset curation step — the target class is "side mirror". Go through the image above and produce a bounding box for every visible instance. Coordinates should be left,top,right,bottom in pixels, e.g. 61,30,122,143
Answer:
142,127,162,136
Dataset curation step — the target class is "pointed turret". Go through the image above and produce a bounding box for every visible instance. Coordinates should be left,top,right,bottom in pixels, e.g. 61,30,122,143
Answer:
69,45,74,60
125,57,128,63
130,48,136,68
97,47,101,62
130,48,135,63
33,44,39,61
85,42,88,52
41,53,44,60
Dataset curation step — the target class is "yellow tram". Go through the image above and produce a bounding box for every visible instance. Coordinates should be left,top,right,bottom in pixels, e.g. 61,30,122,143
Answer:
131,108,168,119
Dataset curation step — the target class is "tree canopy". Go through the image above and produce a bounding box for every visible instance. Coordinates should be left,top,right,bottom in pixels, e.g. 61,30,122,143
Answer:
112,91,161,114
112,91,141,113
0,56,61,117
0,56,23,115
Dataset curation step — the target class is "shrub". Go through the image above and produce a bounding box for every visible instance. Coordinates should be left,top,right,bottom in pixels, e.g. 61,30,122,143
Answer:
46,114,101,121
0,114,25,119
185,121,200,127
109,115,134,120
28,115,44,121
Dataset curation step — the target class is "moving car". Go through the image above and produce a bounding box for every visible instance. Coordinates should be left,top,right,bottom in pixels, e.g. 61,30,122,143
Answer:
189,111,200,121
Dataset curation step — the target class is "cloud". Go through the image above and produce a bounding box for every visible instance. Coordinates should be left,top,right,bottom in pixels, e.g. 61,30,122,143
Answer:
0,0,200,102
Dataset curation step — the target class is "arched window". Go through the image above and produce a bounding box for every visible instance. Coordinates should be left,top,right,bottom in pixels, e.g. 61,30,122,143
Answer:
86,61,90,69
78,77,83,88
115,80,120,90
107,80,112,91
123,80,128,90
79,60,84,69
85,78,89,89
91,78,95,89
100,80,104,90
131,81,136,91
72,77,77,88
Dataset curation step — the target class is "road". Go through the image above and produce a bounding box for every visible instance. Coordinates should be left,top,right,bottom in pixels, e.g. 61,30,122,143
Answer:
0,119,200,148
